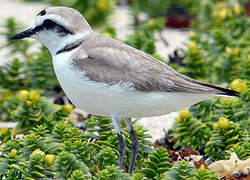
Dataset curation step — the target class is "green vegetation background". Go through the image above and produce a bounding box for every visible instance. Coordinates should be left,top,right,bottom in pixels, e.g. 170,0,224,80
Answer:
0,0,249,179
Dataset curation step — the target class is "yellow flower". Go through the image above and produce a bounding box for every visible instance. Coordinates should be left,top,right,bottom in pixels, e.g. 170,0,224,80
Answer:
230,79,247,92
19,90,29,100
137,130,143,135
29,90,40,102
96,0,109,11
218,8,227,19
217,117,229,129
30,149,45,159
189,31,197,38
26,100,32,106
9,149,17,157
188,41,198,54
176,116,181,123
225,46,231,53
11,128,16,136
233,48,239,56
179,109,192,120
213,122,219,130
0,127,8,136
63,104,73,113
148,19,156,29
45,154,56,167
234,4,241,15
199,164,205,169
103,32,113,37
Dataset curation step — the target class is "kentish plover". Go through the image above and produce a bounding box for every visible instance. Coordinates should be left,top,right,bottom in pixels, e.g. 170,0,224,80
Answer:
11,7,240,173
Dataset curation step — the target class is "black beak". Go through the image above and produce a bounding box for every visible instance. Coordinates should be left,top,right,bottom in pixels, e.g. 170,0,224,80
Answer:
10,28,36,40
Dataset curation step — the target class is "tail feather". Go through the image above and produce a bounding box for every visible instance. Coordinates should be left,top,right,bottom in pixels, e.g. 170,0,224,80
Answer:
196,81,241,98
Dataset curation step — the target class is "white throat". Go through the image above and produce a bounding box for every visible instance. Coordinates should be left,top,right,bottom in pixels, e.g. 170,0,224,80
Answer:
35,30,91,55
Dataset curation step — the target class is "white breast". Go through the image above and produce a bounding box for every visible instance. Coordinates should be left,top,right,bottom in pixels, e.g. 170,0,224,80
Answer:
53,51,213,118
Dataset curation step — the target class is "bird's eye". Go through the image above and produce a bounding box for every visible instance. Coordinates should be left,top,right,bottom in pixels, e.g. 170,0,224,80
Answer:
43,19,56,29
38,9,46,16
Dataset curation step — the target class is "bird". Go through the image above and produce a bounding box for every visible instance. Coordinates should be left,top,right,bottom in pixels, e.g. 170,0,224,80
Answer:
11,6,240,173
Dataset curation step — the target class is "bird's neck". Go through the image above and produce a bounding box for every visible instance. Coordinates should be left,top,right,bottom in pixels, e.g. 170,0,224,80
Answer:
49,30,91,56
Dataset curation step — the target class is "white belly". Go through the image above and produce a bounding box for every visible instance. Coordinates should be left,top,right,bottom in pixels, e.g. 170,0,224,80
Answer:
53,54,212,118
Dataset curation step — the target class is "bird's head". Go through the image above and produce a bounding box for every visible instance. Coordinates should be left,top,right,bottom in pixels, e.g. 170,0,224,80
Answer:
11,7,92,54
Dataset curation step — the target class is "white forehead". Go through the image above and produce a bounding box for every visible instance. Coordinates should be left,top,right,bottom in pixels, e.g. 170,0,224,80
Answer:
35,14,70,27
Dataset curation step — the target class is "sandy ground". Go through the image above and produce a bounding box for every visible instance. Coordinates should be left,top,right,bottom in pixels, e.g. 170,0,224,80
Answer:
0,0,189,141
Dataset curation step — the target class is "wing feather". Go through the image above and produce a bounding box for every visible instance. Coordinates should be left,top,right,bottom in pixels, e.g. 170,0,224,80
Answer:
71,32,238,96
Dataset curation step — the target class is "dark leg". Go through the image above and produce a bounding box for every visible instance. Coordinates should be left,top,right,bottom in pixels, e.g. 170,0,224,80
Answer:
117,133,126,169
125,118,140,174
112,114,126,169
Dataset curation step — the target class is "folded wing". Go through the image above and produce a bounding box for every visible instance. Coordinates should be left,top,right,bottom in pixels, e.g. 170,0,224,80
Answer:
72,32,239,97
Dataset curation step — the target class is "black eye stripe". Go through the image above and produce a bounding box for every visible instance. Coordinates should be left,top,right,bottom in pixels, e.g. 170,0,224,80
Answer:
43,19,56,29
33,19,73,35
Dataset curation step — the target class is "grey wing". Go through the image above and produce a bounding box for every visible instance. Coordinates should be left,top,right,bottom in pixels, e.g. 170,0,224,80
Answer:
72,34,239,96
72,46,179,92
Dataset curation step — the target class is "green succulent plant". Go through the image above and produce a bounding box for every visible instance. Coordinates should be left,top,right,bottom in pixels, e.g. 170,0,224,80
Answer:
0,0,249,179
0,59,27,91
205,120,247,160
0,18,32,59
170,109,210,150
142,147,172,179
180,2,250,84
225,141,250,160
164,161,194,180
190,166,218,180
